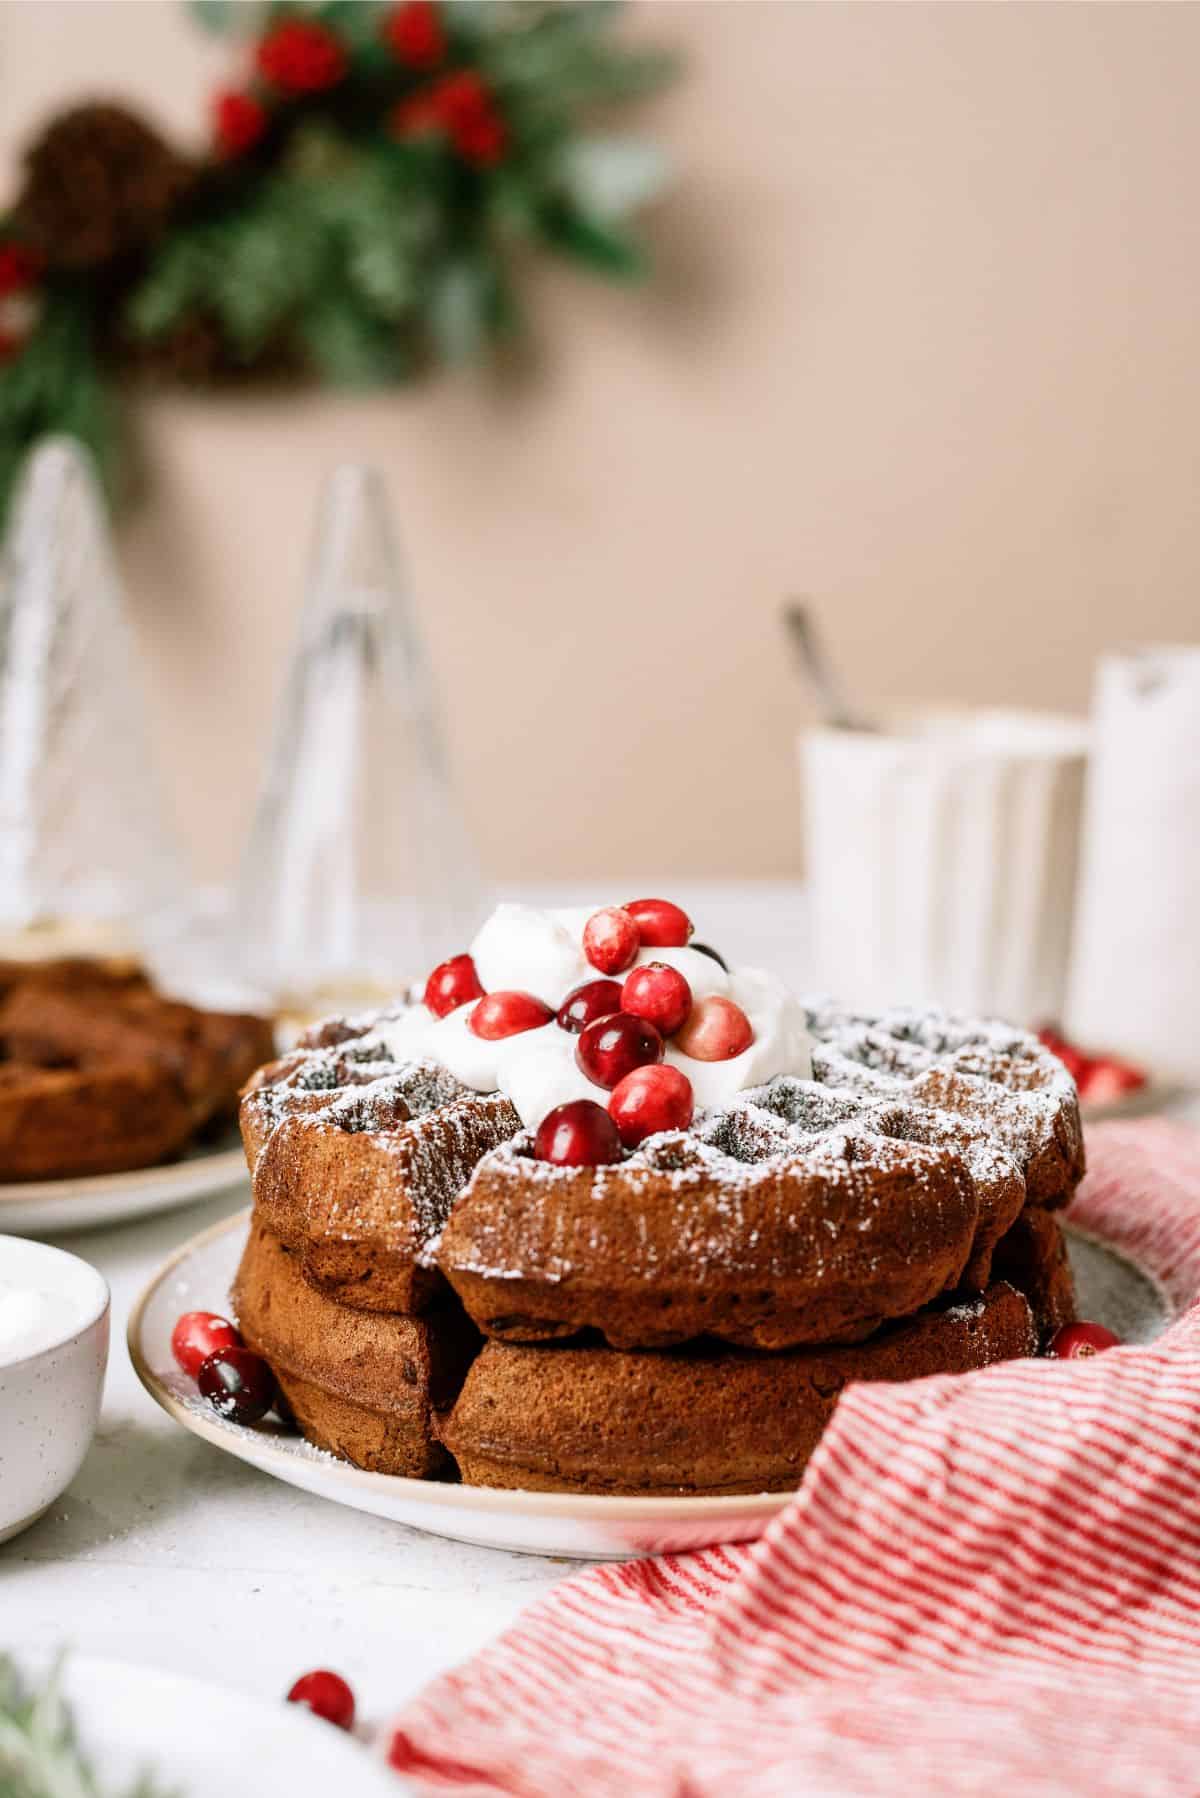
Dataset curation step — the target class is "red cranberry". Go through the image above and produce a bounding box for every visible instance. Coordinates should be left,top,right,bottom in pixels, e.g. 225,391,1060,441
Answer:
424,953,485,1018
171,1311,242,1378
675,995,754,1061
623,898,693,948
534,1099,623,1166
582,906,640,975
609,1065,694,1147
556,979,624,1034
197,1346,277,1424
1078,1057,1147,1105
468,990,554,1040
622,963,692,1037
1048,1321,1121,1359
287,1669,356,1730
576,1011,663,1089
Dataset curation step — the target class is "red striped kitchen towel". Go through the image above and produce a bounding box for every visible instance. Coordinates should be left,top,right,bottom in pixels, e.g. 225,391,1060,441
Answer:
387,1120,1200,1798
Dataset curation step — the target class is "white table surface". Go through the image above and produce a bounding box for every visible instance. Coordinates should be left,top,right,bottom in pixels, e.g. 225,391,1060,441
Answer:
2,880,1194,1764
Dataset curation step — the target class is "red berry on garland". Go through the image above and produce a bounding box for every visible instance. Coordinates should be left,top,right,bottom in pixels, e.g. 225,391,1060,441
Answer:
556,979,624,1034
257,18,347,95
198,1346,277,1424
287,1669,356,1731
534,1099,623,1167
576,1011,663,1089
622,963,692,1038
675,995,754,1062
582,906,640,976
453,108,507,169
469,990,554,1040
1048,1321,1121,1359
623,898,693,948
171,1311,243,1378
383,0,446,71
430,69,490,124
424,953,485,1018
609,1064,694,1148
0,242,43,297
213,90,267,157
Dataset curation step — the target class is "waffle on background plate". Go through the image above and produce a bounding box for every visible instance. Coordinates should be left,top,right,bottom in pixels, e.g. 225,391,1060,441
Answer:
0,957,275,1181
233,996,1084,1498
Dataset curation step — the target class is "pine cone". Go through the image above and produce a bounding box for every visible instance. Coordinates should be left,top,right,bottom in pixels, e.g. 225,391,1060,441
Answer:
17,103,193,272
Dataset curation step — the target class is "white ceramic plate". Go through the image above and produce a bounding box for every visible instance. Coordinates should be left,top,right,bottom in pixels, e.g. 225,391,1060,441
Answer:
15,1655,403,1797
0,1137,247,1237
128,1210,1171,1562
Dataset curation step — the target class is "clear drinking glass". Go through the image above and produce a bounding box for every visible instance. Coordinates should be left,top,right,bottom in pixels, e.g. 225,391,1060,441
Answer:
234,464,487,1014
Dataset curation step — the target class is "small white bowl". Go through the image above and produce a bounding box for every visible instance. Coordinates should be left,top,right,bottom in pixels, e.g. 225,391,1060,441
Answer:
0,1235,109,1545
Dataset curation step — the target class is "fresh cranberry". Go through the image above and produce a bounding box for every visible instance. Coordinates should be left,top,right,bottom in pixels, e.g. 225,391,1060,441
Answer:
534,1099,623,1167
424,953,485,1018
197,1346,277,1424
468,990,554,1040
582,906,640,975
287,1669,356,1731
171,1311,242,1378
623,898,693,948
556,979,624,1034
608,1065,694,1147
691,942,728,970
1078,1057,1147,1105
622,963,692,1037
1048,1321,1121,1359
675,995,754,1061
576,1011,663,1089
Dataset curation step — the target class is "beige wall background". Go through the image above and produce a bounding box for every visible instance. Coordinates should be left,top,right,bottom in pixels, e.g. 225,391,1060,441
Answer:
3,1,1199,885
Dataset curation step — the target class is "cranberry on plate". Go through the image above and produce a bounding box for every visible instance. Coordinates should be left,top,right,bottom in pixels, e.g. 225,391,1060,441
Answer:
582,906,640,975
1047,1321,1121,1359
534,1099,623,1167
424,953,484,1018
287,1668,356,1731
621,962,692,1038
556,978,624,1034
609,1064,694,1148
197,1345,277,1425
623,897,693,947
576,1011,664,1089
171,1311,242,1378
468,990,554,1040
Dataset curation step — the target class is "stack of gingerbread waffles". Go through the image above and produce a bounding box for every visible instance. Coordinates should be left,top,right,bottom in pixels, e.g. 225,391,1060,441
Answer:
0,957,275,1182
232,900,1084,1497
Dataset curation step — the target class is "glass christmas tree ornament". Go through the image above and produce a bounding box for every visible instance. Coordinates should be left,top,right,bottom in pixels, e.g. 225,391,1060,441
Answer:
234,464,486,1011
0,437,182,953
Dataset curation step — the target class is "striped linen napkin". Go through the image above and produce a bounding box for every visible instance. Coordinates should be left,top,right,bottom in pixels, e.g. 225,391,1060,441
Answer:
387,1120,1200,1798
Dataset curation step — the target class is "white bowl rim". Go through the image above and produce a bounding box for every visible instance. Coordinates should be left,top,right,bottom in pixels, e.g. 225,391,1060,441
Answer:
0,1233,110,1371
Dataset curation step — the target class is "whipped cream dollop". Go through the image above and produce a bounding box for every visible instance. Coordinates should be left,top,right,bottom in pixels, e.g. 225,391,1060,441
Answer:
380,903,813,1131
0,1282,83,1364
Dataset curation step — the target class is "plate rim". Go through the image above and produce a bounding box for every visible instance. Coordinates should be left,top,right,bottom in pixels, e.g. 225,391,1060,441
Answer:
127,1208,791,1526
0,1140,247,1206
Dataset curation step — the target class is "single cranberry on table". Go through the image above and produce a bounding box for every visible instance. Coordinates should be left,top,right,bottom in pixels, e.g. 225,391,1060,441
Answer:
424,952,485,1018
582,906,640,975
556,979,624,1034
197,1346,277,1425
576,1011,664,1089
468,990,554,1040
1048,1321,1121,1359
171,1311,242,1378
287,1668,356,1731
609,1064,694,1148
675,995,754,1062
534,1099,623,1167
621,962,692,1038
623,897,693,948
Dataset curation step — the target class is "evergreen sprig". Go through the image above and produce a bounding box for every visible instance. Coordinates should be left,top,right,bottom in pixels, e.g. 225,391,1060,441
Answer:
0,1656,176,1798
0,1,677,528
